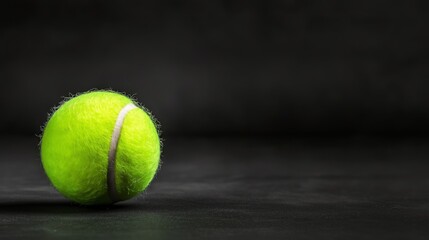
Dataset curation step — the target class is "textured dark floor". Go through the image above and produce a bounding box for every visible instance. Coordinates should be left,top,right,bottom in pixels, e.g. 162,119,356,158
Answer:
0,137,428,239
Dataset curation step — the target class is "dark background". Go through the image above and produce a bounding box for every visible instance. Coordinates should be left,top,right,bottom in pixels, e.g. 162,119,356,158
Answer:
1,0,429,138
1,1,429,239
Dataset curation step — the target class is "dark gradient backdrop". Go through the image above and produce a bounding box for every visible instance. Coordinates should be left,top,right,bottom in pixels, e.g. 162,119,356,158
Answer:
1,1,429,137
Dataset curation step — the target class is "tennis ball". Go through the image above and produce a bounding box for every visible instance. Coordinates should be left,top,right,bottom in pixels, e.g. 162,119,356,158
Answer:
41,90,161,205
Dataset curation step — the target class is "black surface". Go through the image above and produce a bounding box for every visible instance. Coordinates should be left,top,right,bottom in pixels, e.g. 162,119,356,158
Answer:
0,137,428,239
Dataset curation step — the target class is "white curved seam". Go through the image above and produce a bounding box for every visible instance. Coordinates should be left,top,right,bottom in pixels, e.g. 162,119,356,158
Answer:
107,103,137,202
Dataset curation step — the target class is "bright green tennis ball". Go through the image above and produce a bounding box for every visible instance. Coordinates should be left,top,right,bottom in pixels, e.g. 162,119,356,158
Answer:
41,90,161,205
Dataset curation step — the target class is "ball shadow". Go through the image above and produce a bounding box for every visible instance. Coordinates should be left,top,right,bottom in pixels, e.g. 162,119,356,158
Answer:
0,197,266,215
0,200,140,214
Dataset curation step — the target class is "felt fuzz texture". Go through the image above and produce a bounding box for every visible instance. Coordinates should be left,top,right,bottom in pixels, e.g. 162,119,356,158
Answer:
41,91,161,205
